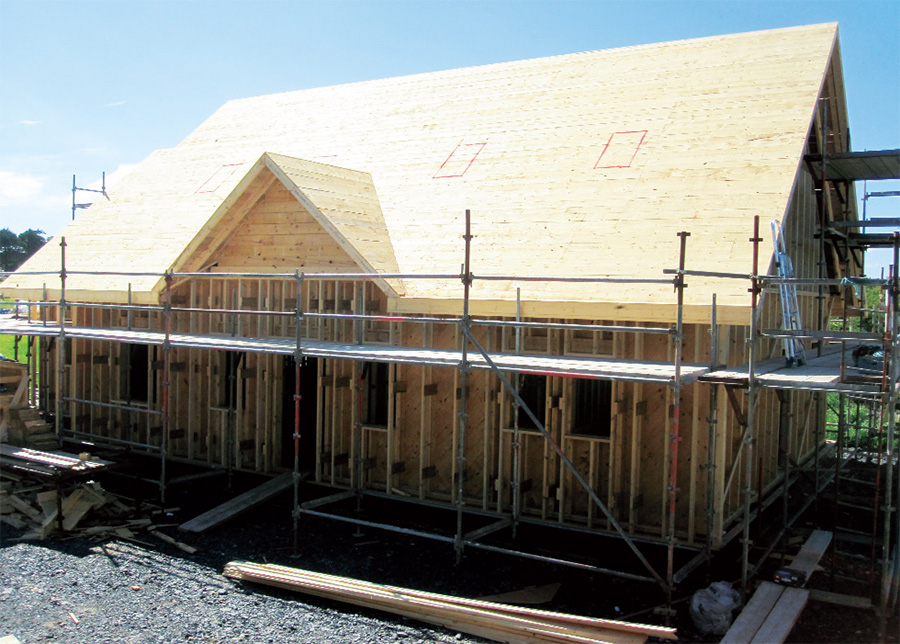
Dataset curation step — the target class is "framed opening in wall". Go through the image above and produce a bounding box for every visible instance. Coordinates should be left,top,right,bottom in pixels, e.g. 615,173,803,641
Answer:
362,361,389,428
570,378,612,438
120,343,149,403
281,355,320,469
513,373,547,431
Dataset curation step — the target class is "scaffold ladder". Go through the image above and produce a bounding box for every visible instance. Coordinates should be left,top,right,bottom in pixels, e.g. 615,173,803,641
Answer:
772,219,806,366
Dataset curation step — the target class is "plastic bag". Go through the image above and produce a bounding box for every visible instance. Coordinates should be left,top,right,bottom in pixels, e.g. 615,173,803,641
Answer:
689,581,742,635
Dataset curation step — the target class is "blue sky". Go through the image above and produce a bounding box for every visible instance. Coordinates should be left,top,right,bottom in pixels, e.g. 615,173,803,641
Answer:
1,0,898,273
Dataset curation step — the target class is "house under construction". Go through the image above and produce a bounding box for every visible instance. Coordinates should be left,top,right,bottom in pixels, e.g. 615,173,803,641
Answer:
3,22,900,614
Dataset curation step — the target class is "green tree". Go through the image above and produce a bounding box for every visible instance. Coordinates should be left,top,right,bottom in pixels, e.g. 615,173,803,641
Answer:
0,228,23,271
18,229,47,257
0,228,47,272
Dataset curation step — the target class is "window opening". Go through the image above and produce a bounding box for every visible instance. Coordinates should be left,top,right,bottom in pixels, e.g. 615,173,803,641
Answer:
515,374,547,431
362,361,389,427
122,343,149,403
571,378,612,437
220,351,246,409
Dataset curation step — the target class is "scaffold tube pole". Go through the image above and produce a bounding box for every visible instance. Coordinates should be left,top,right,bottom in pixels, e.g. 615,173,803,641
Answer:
742,216,763,593
879,233,899,622
455,209,473,565
512,287,522,538
667,231,689,608
460,325,668,591
705,295,718,579
55,238,67,444
160,271,172,503
293,270,304,554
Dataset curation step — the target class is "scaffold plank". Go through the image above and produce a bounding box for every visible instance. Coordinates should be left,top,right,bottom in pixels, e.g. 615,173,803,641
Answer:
0,317,706,384
701,347,881,393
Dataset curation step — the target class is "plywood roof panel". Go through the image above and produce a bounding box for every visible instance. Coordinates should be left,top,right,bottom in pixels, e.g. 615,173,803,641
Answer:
8,23,841,322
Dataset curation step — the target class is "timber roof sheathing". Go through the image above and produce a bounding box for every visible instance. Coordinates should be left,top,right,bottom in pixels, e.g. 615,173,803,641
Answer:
170,153,404,296
8,23,844,323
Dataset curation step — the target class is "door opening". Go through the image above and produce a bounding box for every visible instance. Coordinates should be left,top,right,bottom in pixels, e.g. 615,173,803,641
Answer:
281,356,319,470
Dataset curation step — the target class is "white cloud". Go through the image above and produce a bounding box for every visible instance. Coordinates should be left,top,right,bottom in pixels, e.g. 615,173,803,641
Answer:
0,170,45,205
84,163,136,193
0,164,138,234
0,170,71,232
105,100,126,108
18,120,41,126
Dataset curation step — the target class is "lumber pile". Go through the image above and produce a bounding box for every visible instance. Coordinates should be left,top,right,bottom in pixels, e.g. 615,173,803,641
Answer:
1,478,123,539
223,562,677,644
0,360,56,451
0,476,194,553
3,405,58,451
1,477,135,540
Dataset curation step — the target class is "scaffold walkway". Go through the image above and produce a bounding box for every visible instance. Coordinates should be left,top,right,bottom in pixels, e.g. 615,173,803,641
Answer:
0,316,707,385
702,345,884,394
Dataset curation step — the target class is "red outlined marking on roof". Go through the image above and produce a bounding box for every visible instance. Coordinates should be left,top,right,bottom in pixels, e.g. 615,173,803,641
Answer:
434,140,487,178
195,164,245,193
594,130,648,169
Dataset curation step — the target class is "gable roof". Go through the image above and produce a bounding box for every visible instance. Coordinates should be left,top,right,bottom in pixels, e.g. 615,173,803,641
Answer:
171,153,403,297
8,23,843,323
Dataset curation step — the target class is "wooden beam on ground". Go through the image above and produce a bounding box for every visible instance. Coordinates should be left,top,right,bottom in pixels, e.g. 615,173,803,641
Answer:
789,529,832,582
721,581,809,644
223,561,677,644
149,528,198,554
178,471,293,533
748,585,808,643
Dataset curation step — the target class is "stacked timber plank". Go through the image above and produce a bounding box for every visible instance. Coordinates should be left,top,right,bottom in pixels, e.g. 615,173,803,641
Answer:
0,359,26,406
223,562,677,644
3,406,57,451
0,444,111,478
0,360,55,451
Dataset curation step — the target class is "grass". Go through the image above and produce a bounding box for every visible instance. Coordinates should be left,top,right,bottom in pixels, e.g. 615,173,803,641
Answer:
822,290,896,452
826,393,883,450
0,297,28,364
0,334,28,363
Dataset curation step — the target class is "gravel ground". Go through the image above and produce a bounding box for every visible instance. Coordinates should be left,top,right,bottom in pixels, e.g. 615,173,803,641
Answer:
0,526,485,644
2,462,895,644
0,467,499,644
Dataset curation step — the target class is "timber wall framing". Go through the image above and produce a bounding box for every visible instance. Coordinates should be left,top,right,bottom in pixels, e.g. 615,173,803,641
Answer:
13,100,849,550
33,305,827,551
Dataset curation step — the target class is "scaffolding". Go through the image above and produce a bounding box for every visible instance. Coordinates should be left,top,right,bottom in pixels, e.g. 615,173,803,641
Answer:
2,210,899,618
